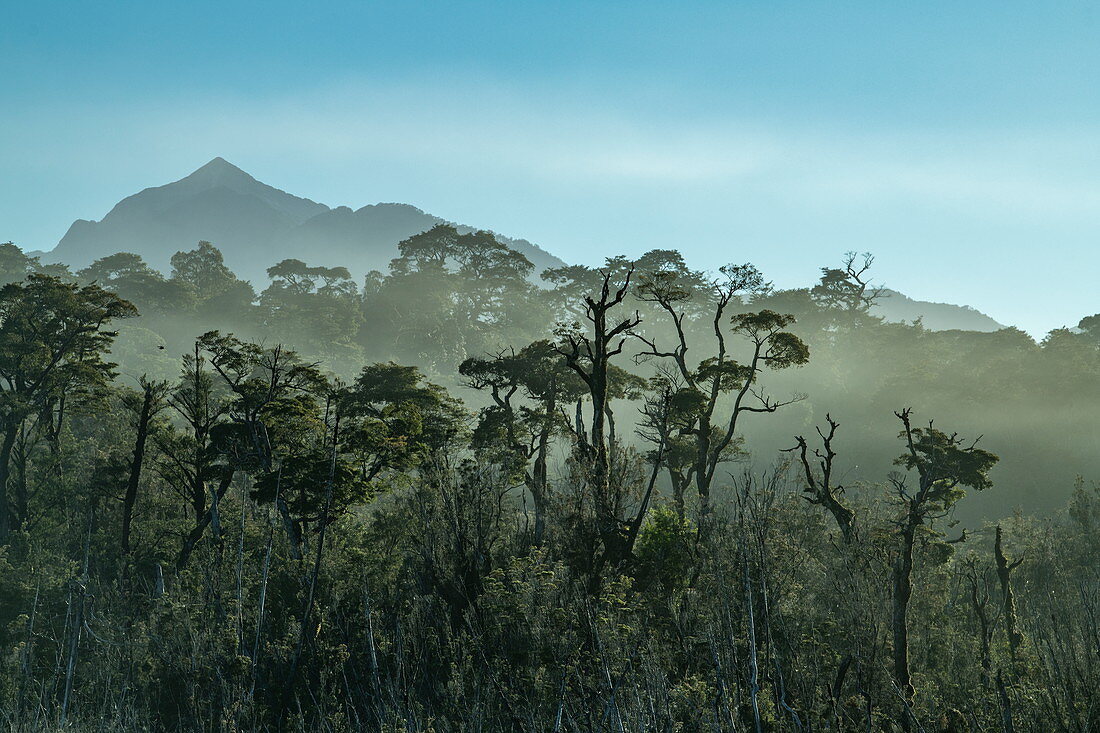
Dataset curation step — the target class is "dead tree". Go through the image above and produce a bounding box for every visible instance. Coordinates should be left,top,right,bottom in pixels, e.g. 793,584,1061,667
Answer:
994,525,1024,660
811,251,886,315
786,414,855,542
963,560,994,687
558,267,640,489
557,267,640,567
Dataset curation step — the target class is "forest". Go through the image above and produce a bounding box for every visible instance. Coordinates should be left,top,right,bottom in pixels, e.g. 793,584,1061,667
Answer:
0,229,1098,731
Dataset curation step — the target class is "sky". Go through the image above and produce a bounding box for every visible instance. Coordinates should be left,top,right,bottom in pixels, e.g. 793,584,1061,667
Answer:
2,1,1099,336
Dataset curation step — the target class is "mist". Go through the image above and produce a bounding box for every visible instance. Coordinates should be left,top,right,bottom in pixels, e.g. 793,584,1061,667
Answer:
4,3,1100,729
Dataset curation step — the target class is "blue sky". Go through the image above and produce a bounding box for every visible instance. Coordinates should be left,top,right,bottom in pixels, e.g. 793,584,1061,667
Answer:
2,1,1099,335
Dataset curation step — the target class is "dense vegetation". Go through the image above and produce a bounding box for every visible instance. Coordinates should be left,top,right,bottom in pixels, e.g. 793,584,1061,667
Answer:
0,232,1098,730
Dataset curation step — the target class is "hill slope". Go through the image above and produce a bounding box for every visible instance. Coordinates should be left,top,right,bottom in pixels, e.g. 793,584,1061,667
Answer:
872,289,1004,332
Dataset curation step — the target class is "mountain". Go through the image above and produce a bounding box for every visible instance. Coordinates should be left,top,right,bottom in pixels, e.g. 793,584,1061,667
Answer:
265,202,564,277
44,158,565,284
47,158,327,277
42,159,1002,332
872,289,1004,332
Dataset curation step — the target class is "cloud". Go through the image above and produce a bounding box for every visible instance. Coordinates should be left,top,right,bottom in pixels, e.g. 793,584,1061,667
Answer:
16,77,1100,215
183,84,1100,220
4,77,1099,337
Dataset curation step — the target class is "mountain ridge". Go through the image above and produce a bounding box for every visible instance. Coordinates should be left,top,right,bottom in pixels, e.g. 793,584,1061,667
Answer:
872,289,1004,332
102,157,329,226
44,158,566,285
38,159,1004,332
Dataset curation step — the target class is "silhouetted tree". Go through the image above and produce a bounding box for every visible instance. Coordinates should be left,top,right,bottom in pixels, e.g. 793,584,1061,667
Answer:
170,241,255,314
811,251,885,316
889,408,998,720
461,340,585,543
120,377,169,555
787,413,855,541
0,275,135,540
556,267,641,568
634,262,809,513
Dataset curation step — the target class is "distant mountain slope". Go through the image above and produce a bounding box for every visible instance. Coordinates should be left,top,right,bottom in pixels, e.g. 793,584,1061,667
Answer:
267,202,564,277
47,158,328,277
872,289,1004,332
45,158,565,284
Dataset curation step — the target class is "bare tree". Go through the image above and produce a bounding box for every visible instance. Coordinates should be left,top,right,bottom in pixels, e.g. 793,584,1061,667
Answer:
556,267,641,569
994,524,1024,659
811,251,886,314
786,414,855,542
556,267,640,492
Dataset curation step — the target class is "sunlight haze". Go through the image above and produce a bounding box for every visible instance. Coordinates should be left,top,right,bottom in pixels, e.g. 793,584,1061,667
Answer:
3,1,1099,335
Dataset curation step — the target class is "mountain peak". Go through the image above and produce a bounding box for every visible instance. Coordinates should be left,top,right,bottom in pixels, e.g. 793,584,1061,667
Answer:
45,161,565,285
184,157,255,185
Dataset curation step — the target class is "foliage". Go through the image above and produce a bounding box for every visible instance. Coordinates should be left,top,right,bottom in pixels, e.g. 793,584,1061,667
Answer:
0,240,1097,730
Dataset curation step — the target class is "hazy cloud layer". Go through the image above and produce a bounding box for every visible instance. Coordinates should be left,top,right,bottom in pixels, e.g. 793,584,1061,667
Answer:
3,80,1097,336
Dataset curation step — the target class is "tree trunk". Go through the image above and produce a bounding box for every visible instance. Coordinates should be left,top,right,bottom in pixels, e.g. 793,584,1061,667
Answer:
175,469,234,571
280,413,340,723
995,670,1016,733
744,559,764,733
121,384,156,555
0,423,18,542
13,425,29,532
604,403,616,457
672,475,686,520
590,315,609,491
968,578,992,687
994,525,1023,659
531,412,553,545
591,411,606,479
823,494,855,543
44,395,65,478
694,413,713,512
892,514,918,723
190,475,207,526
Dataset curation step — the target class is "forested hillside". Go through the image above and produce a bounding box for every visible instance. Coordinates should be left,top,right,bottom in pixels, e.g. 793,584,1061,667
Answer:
1,232,1098,730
